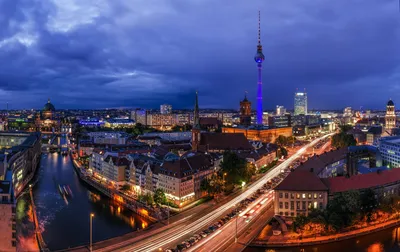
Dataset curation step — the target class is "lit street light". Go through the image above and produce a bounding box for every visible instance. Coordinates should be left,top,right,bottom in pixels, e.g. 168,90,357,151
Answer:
90,213,94,252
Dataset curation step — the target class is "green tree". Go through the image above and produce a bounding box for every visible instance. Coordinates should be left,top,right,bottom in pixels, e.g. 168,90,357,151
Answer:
331,125,356,148
220,152,253,186
153,188,167,205
275,135,288,146
360,189,377,222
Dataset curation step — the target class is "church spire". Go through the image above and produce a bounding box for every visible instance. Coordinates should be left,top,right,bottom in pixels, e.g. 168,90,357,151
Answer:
194,91,200,128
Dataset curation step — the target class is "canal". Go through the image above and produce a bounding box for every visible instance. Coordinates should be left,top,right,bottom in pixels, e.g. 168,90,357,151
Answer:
245,226,400,252
17,136,149,251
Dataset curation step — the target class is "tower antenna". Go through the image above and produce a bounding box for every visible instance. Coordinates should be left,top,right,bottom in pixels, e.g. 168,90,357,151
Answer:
258,10,261,45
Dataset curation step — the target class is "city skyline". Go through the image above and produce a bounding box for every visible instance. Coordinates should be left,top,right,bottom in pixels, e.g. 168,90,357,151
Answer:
0,0,398,110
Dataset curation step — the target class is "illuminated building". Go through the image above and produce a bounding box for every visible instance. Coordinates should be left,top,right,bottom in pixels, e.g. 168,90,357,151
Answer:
276,105,286,116
239,93,252,127
268,115,291,128
131,109,148,125
160,104,172,114
35,98,60,132
379,136,400,168
385,99,396,132
343,107,352,117
104,118,135,128
222,126,292,143
254,11,265,125
294,91,308,115
0,132,41,199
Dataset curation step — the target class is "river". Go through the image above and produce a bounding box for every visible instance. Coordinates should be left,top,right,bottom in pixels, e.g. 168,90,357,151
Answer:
245,226,400,252
17,136,149,251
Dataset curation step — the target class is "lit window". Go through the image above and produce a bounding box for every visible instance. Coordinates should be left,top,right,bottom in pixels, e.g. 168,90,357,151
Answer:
302,194,306,199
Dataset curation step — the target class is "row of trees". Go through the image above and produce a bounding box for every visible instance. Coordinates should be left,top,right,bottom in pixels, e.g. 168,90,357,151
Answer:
275,135,296,147
293,189,400,235
331,125,356,148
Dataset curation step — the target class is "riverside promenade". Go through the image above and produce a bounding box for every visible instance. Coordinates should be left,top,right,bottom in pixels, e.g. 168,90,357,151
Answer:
251,217,400,248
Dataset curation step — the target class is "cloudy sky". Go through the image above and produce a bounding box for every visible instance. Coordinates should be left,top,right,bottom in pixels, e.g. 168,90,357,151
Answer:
0,0,399,110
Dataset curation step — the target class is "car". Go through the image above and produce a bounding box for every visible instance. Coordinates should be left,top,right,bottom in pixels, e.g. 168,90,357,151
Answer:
176,244,186,251
200,232,207,238
164,249,175,252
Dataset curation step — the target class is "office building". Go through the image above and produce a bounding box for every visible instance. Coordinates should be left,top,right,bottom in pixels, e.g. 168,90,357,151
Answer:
268,115,291,128
160,104,172,115
276,106,286,116
294,91,308,115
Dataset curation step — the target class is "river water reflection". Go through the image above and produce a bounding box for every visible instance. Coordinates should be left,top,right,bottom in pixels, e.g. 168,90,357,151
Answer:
17,149,148,251
245,226,400,252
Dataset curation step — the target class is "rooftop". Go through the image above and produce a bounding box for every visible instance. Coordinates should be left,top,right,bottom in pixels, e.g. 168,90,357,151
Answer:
275,171,328,191
324,168,400,194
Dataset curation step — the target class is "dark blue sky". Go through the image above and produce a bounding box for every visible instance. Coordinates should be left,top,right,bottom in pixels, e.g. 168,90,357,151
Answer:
0,0,399,110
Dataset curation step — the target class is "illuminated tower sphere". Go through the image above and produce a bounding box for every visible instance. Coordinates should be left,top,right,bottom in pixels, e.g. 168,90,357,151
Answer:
254,11,265,125
385,99,396,131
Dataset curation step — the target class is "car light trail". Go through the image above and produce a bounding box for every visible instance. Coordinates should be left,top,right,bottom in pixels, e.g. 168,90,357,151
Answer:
116,134,333,252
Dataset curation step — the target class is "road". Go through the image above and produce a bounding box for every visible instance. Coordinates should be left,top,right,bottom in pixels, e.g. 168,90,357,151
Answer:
97,133,333,252
189,191,275,252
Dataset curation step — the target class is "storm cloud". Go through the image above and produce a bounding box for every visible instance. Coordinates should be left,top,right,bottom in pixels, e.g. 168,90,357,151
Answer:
0,0,399,110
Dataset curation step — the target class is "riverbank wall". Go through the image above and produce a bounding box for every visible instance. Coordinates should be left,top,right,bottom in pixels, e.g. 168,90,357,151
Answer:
70,156,158,223
250,218,400,248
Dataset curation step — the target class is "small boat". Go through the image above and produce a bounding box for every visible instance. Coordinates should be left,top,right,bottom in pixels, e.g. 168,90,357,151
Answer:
58,185,64,196
63,186,69,196
67,185,73,196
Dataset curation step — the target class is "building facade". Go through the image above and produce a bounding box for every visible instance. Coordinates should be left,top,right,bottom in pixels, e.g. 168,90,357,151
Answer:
294,92,308,116
385,99,396,132
239,94,252,127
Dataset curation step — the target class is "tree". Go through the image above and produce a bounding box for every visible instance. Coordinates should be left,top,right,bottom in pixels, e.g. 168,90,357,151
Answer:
120,184,131,191
153,189,167,205
275,135,288,146
278,147,288,158
331,132,356,148
360,189,377,222
220,152,252,186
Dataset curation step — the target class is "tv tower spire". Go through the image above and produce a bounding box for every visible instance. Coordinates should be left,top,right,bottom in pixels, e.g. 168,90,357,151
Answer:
254,10,265,125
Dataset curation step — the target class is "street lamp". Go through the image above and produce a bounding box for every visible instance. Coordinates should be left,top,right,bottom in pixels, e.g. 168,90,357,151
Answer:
90,213,94,252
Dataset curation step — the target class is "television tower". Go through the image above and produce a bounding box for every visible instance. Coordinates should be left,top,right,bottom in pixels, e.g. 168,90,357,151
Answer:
254,11,265,125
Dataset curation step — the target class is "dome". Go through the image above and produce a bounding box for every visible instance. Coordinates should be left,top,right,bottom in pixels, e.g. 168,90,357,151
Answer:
387,99,394,106
43,99,55,112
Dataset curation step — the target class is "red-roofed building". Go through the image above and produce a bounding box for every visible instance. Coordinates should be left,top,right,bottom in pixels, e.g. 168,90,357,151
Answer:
274,171,329,218
323,168,400,196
